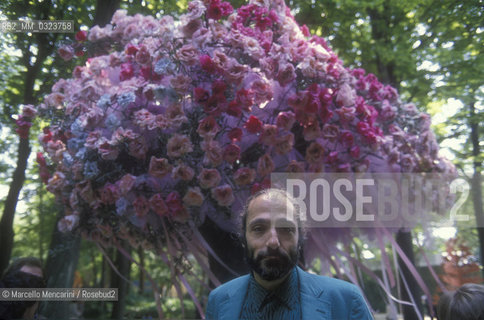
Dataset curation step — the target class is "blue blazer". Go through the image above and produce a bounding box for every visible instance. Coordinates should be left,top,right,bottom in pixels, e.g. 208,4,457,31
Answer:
206,266,373,320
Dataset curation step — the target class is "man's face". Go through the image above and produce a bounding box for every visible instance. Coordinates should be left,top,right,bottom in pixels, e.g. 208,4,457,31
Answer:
245,194,299,281
19,265,43,320
20,265,43,278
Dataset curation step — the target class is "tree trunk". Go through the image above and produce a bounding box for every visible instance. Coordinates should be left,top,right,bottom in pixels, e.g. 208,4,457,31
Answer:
92,0,121,27
0,28,51,276
396,230,423,320
469,101,484,279
110,242,131,319
138,246,145,294
39,217,81,319
0,137,31,276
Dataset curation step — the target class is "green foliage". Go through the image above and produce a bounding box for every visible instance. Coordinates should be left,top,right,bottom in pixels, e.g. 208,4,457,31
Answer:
11,183,57,262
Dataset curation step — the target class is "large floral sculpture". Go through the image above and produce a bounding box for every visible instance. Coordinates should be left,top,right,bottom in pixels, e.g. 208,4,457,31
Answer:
36,0,455,316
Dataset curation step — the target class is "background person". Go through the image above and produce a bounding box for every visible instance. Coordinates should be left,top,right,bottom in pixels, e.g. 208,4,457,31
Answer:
0,257,45,320
437,283,484,320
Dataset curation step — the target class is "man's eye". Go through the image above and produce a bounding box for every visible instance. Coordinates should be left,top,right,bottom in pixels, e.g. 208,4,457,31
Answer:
252,226,265,233
279,227,295,234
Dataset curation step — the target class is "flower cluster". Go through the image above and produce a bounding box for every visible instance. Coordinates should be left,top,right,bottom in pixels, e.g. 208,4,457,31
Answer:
39,0,454,249
15,105,36,139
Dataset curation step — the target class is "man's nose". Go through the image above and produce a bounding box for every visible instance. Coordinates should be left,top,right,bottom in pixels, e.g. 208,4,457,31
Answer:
266,227,280,248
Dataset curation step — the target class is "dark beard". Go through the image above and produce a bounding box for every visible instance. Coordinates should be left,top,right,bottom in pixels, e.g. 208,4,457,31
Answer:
246,246,299,281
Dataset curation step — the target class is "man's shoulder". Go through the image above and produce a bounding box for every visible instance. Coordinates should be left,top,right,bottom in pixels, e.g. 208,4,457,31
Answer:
208,274,250,299
298,267,361,295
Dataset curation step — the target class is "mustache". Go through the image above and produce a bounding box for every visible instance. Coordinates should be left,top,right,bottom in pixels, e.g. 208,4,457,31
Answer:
255,248,290,261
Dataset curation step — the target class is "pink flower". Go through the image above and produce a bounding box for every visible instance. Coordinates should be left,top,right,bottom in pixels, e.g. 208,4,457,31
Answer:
388,148,400,165
327,151,339,163
223,143,241,164
58,215,79,233
125,43,139,55
226,63,248,84
350,145,360,158
335,84,356,107
276,111,296,131
135,45,151,65
172,164,195,181
400,154,415,171
244,115,263,134
286,160,305,172
257,153,275,177
226,101,242,117
148,157,172,179
380,101,396,122
228,128,243,141
201,140,223,166
75,30,87,42
117,174,136,195
77,180,95,203
58,45,74,61
128,136,148,159
206,0,232,20
149,194,169,216
199,54,216,73
198,168,221,189
21,105,36,118
182,18,203,38
251,78,272,104
165,104,188,127
183,187,204,207
259,124,278,145
167,134,193,158
303,120,321,141
206,2,222,20
46,172,66,194
187,1,206,19
194,87,210,104
233,167,256,186
197,116,220,139
100,183,119,204
212,50,230,70
321,124,339,142
236,89,254,110
339,131,354,147
211,184,234,206
177,44,199,65
120,63,134,81
170,74,192,94
192,27,211,46
98,140,119,160
88,25,111,41
305,141,325,165
276,63,296,86
335,106,356,123
251,177,271,195
165,191,185,215
275,133,294,155
133,196,150,218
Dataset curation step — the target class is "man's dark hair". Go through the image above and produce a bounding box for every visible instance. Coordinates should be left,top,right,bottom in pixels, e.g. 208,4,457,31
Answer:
2,257,44,279
437,283,484,320
239,188,306,249
0,257,45,320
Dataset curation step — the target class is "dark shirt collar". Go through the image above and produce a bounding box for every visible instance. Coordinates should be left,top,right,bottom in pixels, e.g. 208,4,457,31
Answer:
249,267,299,312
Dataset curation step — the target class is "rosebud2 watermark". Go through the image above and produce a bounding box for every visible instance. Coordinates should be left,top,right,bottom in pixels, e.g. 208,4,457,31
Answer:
0,288,117,301
271,172,470,228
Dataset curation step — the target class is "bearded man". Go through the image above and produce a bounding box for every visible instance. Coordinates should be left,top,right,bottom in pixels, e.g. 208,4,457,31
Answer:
205,188,373,320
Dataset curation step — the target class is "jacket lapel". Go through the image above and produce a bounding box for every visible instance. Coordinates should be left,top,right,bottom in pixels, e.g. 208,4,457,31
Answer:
219,274,250,320
297,267,332,320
